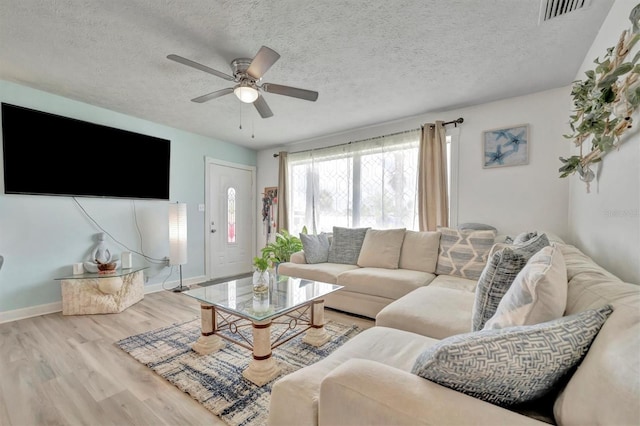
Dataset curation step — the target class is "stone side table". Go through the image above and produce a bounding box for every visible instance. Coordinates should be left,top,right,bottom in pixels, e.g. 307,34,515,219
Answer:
55,267,147,315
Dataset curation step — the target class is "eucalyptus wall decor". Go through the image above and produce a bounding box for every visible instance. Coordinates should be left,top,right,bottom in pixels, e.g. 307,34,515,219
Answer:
559,4,640,191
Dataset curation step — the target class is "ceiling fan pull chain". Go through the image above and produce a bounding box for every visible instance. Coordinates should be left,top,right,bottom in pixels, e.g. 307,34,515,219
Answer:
252,115,255,139
239,103,243,130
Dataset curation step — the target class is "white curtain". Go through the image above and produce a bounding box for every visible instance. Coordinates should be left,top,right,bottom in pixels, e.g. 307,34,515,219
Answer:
287,129,420,234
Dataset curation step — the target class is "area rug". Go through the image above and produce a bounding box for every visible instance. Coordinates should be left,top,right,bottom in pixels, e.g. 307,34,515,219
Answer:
116,318,361,426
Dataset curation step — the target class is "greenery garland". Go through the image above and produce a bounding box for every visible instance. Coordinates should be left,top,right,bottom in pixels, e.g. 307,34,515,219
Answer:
559,4,640,186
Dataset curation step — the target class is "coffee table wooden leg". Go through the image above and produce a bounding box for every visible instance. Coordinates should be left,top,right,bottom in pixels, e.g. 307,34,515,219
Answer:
193,304,225,354
303,299,330,346
242,321,280,386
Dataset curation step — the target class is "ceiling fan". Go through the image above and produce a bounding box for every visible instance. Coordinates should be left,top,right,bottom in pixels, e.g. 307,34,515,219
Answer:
167,46,318,119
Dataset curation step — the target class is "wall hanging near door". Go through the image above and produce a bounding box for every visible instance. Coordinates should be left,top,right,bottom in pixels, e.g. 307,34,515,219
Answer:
559,3,640,191
262,187,278,245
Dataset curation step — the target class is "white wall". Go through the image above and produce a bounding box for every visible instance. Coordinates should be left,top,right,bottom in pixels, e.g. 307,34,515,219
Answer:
0,80,257,315
568,0,640,284
257,86,571,250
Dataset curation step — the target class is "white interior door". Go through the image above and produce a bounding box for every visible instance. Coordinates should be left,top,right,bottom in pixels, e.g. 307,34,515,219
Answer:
206,159,255,279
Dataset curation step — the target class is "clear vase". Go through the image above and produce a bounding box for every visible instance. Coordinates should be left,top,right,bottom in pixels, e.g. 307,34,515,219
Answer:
252,270,270,313
253,269,268,286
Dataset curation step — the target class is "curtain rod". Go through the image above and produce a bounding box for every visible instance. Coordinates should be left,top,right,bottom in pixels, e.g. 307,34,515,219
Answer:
442,117,464,127
273,117,464,157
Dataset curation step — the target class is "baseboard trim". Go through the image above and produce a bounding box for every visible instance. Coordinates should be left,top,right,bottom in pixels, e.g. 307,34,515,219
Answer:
0,275,209,324
0,301,63,324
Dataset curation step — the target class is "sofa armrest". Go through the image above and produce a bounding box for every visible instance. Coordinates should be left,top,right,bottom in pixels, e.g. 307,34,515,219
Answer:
290,250,307,264
319,359,546,426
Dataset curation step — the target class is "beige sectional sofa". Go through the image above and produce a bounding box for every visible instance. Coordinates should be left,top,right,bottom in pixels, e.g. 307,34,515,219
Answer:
269,242,640,426
278,229,445,318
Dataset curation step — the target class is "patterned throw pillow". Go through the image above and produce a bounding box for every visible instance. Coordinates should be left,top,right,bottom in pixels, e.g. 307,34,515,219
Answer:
435,227,496,280
412,305,613,406
299,233,331,264
327,227,370,265
513,231,538,245
471,233,550,331
484,245,567,329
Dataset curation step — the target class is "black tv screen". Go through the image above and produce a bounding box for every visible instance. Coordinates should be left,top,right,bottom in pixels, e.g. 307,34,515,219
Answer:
2,103,170,200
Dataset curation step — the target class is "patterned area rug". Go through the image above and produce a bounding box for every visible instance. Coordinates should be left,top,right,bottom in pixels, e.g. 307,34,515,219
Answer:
116,318,361,426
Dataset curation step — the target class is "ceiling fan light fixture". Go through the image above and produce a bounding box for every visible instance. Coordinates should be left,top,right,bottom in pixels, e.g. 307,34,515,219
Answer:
234,82,259,103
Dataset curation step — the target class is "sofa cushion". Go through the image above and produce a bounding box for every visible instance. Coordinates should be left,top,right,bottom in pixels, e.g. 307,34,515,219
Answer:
357,228,406,269
553,244,640,426
412,305,613,407
376,286,475,339
398,230,441,273
277,262,359,284
299,233,331,264
337,268,435,300
471,234,550,331
484,245,567,329
429,274,477,292
327,226,370,265
435,227,496,280
269,326,439,426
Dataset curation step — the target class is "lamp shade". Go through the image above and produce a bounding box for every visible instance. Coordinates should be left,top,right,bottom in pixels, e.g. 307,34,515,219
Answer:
234,83,259,103
169,202,188,265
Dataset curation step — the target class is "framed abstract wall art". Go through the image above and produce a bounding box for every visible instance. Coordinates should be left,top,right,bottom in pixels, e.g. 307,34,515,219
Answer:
483,124,529,169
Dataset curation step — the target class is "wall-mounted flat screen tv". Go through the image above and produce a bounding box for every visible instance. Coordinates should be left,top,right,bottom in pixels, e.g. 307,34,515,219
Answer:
2,103,170,200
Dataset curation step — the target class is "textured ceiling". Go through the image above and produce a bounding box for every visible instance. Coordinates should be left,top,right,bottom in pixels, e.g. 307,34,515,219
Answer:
0,0,615,149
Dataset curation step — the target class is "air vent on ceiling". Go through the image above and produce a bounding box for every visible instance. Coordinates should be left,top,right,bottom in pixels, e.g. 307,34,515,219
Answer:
539,0,591,23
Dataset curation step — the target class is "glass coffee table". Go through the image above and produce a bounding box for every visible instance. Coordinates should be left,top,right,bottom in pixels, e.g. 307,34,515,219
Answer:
183,274,343,386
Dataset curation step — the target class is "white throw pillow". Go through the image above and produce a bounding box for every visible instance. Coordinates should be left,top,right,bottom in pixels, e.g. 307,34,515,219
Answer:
484,244,568,330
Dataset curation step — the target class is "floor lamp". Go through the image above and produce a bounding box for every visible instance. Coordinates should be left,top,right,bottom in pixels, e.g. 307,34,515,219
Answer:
169,202,188,292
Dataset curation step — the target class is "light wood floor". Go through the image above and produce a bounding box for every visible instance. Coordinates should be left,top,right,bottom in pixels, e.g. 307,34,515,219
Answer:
0,290,374,426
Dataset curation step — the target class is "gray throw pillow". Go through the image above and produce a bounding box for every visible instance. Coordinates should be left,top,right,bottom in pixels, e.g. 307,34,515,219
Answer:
327,226,370,265
458,223,497,232
471,233,550,331
299,233,330,264
412,305,613,407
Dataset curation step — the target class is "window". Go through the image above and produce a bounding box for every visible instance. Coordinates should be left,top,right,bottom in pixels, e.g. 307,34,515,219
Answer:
227,187,236,243
288,129,421,234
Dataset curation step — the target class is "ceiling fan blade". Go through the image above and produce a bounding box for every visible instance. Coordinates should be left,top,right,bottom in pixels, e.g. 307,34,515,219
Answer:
262,83,318,101
246,46,280,80
253,94,274,118
191,88,234,103
167,54,234,81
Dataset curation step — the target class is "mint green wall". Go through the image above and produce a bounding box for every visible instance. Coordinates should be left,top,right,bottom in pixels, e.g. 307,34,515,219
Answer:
0,80,257,312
